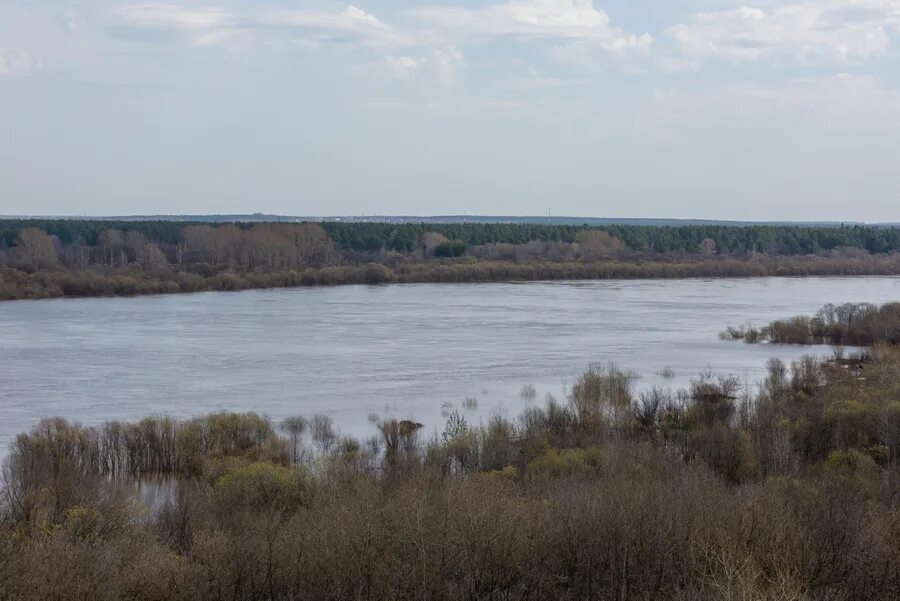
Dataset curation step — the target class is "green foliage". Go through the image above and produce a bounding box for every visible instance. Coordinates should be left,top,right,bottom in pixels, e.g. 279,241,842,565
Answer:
483,465,518,480
825,449,878,474
433,240,467,257
527,448,603,477
214,463,307,512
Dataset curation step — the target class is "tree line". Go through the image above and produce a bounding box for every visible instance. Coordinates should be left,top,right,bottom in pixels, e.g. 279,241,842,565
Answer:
4,219,900,257
3,219,900,300
1,223,335,271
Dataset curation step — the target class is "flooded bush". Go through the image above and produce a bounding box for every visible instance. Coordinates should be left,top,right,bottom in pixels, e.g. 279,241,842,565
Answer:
724,301,900,346
3,351,900,600
569,363,635,434
720,325,762,343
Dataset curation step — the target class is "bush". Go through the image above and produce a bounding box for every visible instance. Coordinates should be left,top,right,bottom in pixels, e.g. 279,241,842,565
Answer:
214,463,308,513
3,353,900,600
527,448,603,477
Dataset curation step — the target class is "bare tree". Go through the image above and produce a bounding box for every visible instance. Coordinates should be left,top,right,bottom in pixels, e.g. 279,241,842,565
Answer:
423,232,449,257
98,229,126,265
311,414,336,453
576,230,624,261
14,228,58,268
279,416,307,464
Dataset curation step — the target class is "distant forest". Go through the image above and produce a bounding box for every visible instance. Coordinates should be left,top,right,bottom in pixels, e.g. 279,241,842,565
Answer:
2,219,900,300
4,219,900,254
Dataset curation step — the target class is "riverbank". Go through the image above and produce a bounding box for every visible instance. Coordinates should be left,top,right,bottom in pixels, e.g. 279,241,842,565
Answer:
4,254,900,301
2,351,898,600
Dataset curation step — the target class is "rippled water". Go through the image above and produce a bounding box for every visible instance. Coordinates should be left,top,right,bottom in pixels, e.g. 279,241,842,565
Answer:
2,277,898,451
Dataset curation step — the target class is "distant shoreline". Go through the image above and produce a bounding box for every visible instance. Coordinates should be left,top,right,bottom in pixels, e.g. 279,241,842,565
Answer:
4,255,900,302
4,219,900,301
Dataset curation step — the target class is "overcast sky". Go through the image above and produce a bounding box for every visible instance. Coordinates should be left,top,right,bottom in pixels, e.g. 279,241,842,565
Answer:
1,1,899,220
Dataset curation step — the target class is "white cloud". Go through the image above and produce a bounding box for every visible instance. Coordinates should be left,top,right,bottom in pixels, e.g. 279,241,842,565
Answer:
113,1,651,64
342,6,381,25
106,1,900,75
117,4,237,31
385,47,464,87
411,0,652,53
255,5,385,32
116,3,400,48
0,49,33,76
668,1,900,63
386,55,424,79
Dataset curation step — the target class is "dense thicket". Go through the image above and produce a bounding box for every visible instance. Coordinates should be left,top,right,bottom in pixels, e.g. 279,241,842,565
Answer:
3,219,900,300
2,349,900,600
5,255,900,301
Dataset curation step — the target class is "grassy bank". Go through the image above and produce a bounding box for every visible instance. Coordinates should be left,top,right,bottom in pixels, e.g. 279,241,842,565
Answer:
4,253,900,301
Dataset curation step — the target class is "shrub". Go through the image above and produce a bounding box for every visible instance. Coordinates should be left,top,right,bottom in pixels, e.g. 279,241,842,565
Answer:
214,463,308,513
527,448,603,477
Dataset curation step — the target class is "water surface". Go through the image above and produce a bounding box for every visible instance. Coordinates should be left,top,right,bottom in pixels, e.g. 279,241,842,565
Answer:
2,277,898,450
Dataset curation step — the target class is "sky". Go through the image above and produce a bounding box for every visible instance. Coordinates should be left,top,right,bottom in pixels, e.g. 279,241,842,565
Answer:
1,1,899,220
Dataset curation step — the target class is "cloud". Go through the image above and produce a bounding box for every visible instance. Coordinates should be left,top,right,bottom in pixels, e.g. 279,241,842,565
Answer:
115,3,400,47
255,6,385,33
386,55,424,79
385,47,464,87
106,1,900,75
668,1,900,63
117,4,237,31
410,0,652,54
113,1,652,69
0,49,34,76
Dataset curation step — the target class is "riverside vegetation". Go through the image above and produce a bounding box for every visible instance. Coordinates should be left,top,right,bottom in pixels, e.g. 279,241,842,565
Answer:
4,220,900,300
723,301,900,346
2,344,900,600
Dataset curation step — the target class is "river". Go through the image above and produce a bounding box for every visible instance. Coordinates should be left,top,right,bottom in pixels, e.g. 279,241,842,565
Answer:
2,277,898,451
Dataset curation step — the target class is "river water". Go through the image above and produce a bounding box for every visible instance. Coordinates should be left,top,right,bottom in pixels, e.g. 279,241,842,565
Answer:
1,277,898,451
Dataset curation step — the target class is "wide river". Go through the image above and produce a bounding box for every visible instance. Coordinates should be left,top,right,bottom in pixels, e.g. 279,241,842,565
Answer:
2,277,899,451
